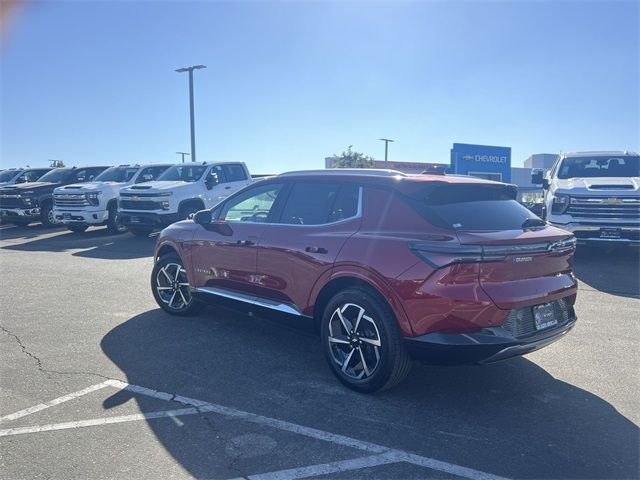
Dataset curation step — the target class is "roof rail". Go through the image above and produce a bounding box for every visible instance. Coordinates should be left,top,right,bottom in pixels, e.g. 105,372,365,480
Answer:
280,169,407,177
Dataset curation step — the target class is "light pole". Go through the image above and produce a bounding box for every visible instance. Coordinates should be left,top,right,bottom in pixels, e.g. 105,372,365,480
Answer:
175,64,206,163
379,138,394,165
176,151,190,163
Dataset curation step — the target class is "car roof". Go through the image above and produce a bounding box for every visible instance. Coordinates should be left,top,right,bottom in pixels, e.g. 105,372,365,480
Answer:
267,169,509,194
561,151,638,158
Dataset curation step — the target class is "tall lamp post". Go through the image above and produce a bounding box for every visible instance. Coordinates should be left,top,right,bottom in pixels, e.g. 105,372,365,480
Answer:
176,151,190,163
175,64,207,163
379,138,394,165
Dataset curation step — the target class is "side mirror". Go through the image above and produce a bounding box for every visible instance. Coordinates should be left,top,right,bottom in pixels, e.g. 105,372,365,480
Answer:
542,178,550,190
15,177,26,184
205,172,219,190
531,170,544,185
193,209,233,236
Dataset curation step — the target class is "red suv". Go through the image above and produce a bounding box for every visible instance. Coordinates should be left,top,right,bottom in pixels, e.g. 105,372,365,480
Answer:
152,170,577,392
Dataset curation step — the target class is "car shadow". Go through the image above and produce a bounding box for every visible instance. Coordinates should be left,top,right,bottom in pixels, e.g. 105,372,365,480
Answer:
0,224,156,260
0,223,65,240
573,246,639,298
101,308,638,479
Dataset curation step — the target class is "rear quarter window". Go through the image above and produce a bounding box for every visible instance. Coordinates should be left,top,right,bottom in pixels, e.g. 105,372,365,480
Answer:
405,183,539,231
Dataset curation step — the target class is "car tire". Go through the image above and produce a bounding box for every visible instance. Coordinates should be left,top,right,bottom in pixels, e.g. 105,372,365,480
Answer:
67,225,88,233
106,205,127,234
130,227,154,237
320,287,412,393
151,253,204,316
40,203,58,227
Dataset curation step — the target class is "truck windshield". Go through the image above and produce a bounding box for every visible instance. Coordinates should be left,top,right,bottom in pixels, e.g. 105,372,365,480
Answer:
406,183,540,231
158,165,207,182
0,170,20,182
37,168,72,183
557,155,640,179
94,166,139,183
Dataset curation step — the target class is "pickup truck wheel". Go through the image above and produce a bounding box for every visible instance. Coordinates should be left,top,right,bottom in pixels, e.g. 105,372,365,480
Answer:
67,225,88,233
106,206,127,234
151,254,204,316
40,203,58,227
321,288,411,393
130,227,154,237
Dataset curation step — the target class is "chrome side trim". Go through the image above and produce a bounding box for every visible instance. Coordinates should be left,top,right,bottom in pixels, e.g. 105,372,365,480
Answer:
193,286,304,316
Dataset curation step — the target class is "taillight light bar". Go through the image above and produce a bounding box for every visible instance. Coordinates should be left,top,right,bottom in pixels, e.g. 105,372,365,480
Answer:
409,238,576,269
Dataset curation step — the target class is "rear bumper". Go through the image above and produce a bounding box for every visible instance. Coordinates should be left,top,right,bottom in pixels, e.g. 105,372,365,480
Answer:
120,211,179,229
404,302,577,365
53,208,108,225
0,207,40,218
548,221,640,247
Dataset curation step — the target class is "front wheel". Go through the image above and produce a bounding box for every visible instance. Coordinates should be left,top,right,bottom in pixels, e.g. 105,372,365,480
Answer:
40,203,58,227
106,206,127,234
321,288,412,393
151,253,204,316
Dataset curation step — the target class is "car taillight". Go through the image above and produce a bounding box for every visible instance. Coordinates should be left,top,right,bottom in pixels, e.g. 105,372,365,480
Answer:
551,194,570,214
409,242,505,269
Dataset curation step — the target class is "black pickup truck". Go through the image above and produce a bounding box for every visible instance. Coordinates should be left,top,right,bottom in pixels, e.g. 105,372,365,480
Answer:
0,166,108,226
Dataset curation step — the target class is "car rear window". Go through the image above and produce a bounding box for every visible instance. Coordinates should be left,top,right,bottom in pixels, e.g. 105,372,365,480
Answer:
405,183,539,231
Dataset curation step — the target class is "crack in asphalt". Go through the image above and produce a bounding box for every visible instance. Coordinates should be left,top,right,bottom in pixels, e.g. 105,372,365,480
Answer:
0,322,250,479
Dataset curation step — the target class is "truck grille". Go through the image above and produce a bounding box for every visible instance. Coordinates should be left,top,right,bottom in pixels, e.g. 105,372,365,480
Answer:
119,200,161,210
502,298,575,339
54,194,90,208
567,197,640,221
0,195,25,208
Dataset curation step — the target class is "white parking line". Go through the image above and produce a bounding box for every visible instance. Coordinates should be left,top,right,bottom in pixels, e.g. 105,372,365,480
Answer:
0,407,202,437
231,452,402,480
1,380,510,480
0,381,110,422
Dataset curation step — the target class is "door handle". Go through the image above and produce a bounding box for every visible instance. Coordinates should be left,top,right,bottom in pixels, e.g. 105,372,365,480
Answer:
225,186,231,189
305,246,327,254
237,240,255,246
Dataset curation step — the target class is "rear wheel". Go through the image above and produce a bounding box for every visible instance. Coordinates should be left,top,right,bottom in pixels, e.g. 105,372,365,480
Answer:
40,203,58,227
130,227,154,237
151,253,204,316
67,225,88,233
321,287,411,393
106,205,127,234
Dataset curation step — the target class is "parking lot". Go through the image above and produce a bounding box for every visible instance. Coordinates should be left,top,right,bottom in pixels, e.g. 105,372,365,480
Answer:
0,223,638,480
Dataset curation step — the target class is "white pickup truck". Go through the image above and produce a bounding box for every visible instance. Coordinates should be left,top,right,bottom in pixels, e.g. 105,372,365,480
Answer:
532,151,640,247
53,164,172,233
118,162,252,236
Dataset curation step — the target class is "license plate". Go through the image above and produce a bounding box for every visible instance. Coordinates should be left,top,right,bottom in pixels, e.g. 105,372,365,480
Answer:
600,228,621,239
62,213,71,220
533,303,557,330
130,216,140,224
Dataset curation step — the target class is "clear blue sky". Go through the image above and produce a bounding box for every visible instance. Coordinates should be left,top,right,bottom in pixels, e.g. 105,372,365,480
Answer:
1,1,638,171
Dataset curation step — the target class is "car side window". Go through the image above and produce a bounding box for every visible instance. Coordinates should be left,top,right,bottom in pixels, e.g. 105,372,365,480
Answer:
136,166,167,183
72,169,89,182
279,183,343,225
220,184,283,223
222,164,248,182
327,185,359,223
210,165,227,184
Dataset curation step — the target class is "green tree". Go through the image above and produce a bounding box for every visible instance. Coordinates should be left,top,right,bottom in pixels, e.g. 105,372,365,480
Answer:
329,145,374,168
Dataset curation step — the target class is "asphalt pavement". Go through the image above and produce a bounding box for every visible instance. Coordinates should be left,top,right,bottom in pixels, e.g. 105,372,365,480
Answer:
0,223,638,480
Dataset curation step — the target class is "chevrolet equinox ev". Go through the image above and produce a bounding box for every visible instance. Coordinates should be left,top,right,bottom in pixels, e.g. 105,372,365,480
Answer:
151,169,578,392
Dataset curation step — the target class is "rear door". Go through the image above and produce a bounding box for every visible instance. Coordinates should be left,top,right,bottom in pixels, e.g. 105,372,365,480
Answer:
415,182,577,309
255,182,361,312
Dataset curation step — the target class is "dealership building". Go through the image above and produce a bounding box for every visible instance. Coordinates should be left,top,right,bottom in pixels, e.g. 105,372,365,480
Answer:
325,143,558,201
